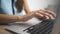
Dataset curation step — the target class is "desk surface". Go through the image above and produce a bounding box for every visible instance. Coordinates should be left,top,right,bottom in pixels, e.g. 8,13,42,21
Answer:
0,25,12,34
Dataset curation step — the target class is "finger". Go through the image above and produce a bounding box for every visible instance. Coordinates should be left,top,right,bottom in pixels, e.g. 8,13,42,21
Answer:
35,13,47,20
40,11,55,19
35,12,51,19
35,13,44,17
37,11,54,19
40,10,56,18
36,11,51,19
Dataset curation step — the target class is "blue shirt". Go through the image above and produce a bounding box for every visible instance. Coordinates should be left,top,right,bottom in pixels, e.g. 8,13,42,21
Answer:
0,0,26,15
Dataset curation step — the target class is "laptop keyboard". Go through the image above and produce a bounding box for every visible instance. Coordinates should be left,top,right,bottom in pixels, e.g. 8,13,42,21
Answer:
23,19,55,34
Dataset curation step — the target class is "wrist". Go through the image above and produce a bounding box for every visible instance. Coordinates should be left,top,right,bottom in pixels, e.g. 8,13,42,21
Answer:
15,15,21,22
16,14,33,21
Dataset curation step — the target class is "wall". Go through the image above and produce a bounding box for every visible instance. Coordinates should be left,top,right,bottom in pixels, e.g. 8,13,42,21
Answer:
27,0,58,11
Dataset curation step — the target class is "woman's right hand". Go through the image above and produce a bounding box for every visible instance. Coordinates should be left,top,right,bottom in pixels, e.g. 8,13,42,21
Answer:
33,10,56,20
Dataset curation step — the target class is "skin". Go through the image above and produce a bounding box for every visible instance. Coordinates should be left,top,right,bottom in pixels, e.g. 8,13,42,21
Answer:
0,0,56,24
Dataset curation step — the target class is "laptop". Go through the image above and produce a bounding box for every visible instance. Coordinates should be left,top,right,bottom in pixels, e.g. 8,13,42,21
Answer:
5,18,42,34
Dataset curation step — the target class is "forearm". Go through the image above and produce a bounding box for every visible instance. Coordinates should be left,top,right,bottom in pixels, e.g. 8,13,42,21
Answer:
0,14,33,24
0,14,18,24
23,0,31,14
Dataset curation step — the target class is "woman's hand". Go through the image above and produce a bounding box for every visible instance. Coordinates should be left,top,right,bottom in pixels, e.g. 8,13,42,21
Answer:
33,10,56,20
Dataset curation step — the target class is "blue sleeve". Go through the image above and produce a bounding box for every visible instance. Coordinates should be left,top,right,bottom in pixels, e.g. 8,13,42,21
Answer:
0,0,13,14
0,0,25,15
